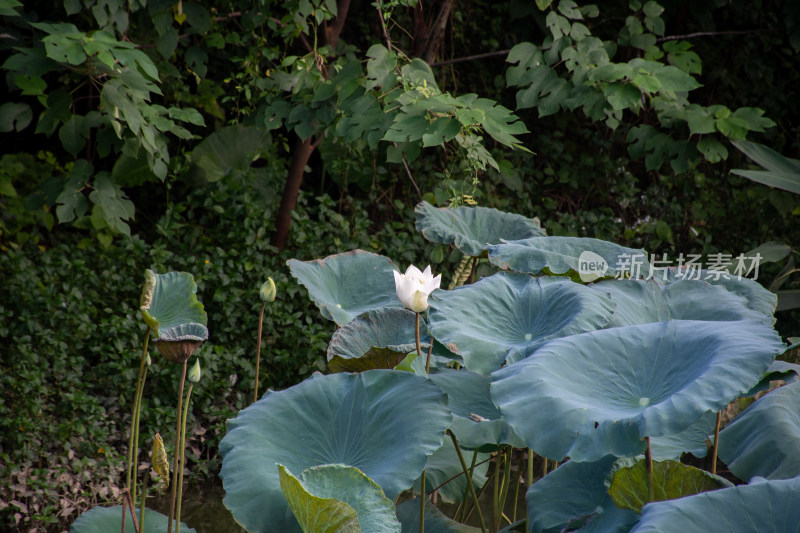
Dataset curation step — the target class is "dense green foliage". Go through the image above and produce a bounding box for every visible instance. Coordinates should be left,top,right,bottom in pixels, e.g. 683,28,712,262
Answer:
1,0,800,530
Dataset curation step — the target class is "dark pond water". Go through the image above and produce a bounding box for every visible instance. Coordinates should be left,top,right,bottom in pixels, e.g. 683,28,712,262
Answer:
150,482,245,533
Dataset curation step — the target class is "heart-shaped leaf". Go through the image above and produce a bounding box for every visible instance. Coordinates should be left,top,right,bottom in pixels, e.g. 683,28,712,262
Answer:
526,456,640,533
327,308,430,372
219,370,452,532
70,506,195,533
491,320,784,461
190,124,271,182
428,273,615,375
415,201,545,257
630,477,800,532
487,237,649,280
608,459,732,513
279,464,400,533
288,250,401,326
717,381,800,481
140,270,207,337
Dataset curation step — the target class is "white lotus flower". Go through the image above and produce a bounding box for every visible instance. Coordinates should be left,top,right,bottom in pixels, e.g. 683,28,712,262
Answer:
393,264,442,313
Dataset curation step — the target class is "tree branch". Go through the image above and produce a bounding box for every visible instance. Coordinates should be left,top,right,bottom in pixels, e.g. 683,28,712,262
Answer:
658,29,767,42
429,49,510,67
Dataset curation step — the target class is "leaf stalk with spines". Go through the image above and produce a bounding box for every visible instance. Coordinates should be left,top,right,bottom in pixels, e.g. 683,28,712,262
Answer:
711,411,722,475
175,380,195,533
446,429,487,532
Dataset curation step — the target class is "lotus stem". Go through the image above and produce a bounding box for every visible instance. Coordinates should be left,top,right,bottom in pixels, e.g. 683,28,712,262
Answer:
645,436,654,503
127,333,150,500
542,457,548,477
254,302,266,404
711,411,722,475
512,451,523,522
416,311,426,533
138,471,149,533
493,451,500,531
463,467,495,524
527,449,534,486
455,450,479,522
131,354,150,508
175,381,194,533
499,447,512,517
167,360,188,533
446,430,486,532
419,468,427,533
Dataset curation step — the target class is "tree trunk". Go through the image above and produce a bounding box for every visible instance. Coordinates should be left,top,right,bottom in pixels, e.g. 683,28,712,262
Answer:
422,0,455,64
271,0,350,251
271,136,315,251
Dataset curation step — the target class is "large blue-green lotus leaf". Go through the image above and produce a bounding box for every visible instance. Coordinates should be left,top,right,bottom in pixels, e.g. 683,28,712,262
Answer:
396,498,481,533
629,476,800,533
412,441,489,504
743,359,800,397
427,273,615,375
717,381,800,481
140,270,207,337
590,279,768,327
656,267,777,319
649,410,716,460
491,320,784,461
288,250,401,326
427,368,525,450
279,464,400,533
487,237,649,279
414,201,545,257
526,456,640,533
219,370,452,533
327,308,431,372
71,506,194,533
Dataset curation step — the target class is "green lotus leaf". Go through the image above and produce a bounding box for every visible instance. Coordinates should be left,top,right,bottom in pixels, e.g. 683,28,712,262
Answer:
491,320,784,461
140,270,207,337
487,236,649,280
717,381,800,481
656,267,776,318
190,124,271,182
526,456,640,533
279,464,400,533
609,459,732,513
742,359,800,397
428,273,615,375
591,279,770,327
219,370,452,533
414,201,545,257
71,506,194,533
428,368,524,450
629,477,800,533
288,250,401,326
327,308,431,373
412,441,489,504
396,498,481,533
649,410,716,460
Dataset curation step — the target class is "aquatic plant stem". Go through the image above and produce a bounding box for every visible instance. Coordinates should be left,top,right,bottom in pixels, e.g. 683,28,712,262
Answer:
527,449,534,486
138,472,149,533
126,333,150,499
167,360,188,533
175,381,195,533
446,430,486,532
512,451,522,522
711,411,722,475
493,452,500,531
253,302,266,404
131,356,150,508
415,311,426,533
645,436,654,503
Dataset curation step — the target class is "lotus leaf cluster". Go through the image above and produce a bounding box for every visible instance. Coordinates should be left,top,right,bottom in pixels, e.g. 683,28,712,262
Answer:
216,201,792,533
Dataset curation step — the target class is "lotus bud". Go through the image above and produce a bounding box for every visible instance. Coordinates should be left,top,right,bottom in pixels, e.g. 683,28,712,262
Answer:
188,358,202,383
145,353,152,367
259,277,277,303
